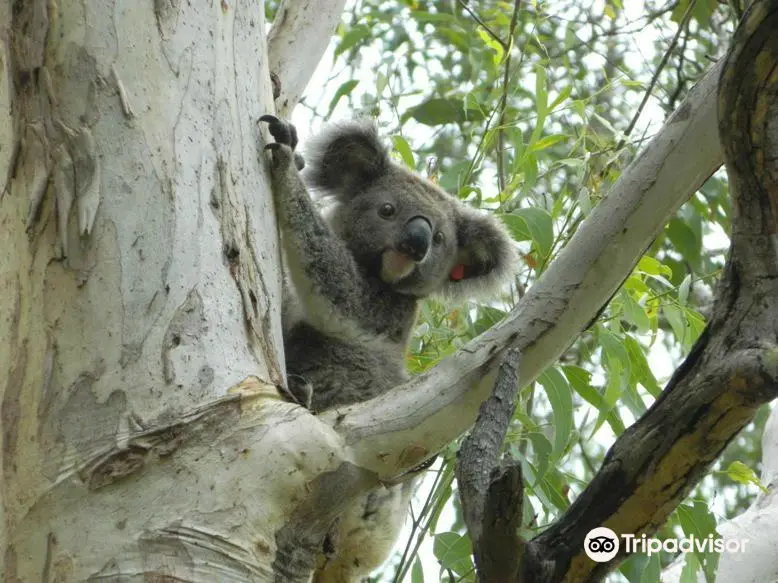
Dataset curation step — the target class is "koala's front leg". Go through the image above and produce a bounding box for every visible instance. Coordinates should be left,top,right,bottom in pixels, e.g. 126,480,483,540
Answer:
260,115,370,339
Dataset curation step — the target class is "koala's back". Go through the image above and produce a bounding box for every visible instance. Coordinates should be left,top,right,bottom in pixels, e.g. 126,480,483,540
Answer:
285,322,408,411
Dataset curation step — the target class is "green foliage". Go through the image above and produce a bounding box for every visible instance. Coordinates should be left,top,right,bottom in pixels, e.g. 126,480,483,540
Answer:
685,503,719,575
433,532,474,579
288,0,767,580
725,461,768,494
404,97,486,125
538,367,574,460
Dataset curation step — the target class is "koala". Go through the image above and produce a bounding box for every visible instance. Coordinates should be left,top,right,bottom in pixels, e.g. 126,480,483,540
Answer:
260,115,516,582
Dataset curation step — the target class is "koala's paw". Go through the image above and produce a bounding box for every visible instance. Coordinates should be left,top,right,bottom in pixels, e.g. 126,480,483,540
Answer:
259,114,305,171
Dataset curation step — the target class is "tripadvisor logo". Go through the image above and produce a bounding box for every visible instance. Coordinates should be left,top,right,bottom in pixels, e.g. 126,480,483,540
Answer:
584,527,619,562
584,527,749,563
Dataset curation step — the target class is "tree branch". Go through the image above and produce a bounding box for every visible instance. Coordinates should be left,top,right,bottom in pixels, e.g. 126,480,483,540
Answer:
327,56,724,480
456,348,523,582
268,0,347,117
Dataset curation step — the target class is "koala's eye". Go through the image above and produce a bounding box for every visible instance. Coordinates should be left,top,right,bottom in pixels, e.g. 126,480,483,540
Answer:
378,203,396,219
433,231,445,245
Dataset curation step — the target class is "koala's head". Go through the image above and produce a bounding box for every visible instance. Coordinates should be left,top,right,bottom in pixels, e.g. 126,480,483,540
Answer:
304,120,516,299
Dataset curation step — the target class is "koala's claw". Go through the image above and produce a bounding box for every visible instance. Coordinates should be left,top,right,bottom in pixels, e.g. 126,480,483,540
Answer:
280,374,314,410
259,114,298,149
260,114,305,170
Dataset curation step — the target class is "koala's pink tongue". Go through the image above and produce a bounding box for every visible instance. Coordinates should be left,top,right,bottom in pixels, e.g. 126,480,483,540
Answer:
381,250,416,283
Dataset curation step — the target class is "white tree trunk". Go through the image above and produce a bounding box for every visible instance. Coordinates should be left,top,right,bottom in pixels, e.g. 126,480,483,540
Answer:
0,0,291,579
713,405,778,583
663,407,778,583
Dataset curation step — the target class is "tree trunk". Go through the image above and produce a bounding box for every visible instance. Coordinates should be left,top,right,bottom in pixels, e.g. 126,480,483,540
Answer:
0,0,289,579
712,406,778,582
663,408,778,583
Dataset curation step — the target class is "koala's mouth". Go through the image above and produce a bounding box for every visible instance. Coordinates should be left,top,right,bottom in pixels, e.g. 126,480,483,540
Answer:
380,249,418,284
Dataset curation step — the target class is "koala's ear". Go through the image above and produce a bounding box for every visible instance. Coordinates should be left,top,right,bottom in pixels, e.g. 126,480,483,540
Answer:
304,120,390,198
441,205,517,299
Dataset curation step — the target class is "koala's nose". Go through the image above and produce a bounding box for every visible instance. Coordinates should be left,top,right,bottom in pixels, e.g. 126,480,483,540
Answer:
398,216,432,262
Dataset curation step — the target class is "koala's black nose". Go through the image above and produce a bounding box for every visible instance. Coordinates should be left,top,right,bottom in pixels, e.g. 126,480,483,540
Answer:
398,216,432,262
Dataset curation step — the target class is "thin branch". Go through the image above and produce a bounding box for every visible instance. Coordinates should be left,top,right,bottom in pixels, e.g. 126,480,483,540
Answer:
393,462,448,581
600,0,697,180
496,0,522,194
457,0,507,50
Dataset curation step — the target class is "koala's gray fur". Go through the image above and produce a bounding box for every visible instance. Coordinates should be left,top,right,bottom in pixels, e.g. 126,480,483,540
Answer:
262,116,516,582
265,117,515,411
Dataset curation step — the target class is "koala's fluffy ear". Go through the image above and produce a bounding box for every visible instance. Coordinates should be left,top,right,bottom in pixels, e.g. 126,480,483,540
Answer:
304,120,390,198
441,205,517,299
